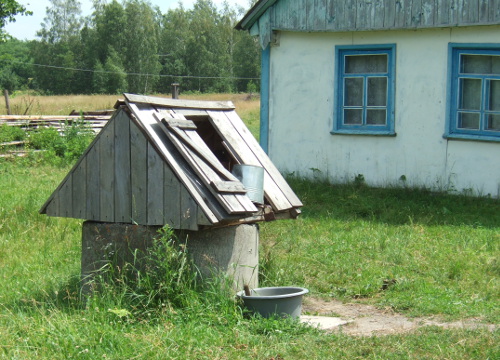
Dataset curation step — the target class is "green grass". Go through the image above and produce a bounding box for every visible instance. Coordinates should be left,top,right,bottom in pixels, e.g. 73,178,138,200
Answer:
0,159,498,359
260,180,499,322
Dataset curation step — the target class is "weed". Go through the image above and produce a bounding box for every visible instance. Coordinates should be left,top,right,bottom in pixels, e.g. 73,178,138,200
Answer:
0,123,26,143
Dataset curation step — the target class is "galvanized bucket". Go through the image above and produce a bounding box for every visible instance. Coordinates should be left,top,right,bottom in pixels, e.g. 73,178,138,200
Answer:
232,164,264,204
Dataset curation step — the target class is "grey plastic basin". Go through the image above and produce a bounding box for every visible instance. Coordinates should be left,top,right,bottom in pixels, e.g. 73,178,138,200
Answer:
237,287,309,318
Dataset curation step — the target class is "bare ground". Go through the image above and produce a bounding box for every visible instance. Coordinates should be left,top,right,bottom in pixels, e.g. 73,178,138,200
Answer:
302,297,498,336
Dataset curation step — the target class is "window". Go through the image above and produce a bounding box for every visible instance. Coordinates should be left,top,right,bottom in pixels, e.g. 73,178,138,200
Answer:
447,44,500,141
333,45,396,135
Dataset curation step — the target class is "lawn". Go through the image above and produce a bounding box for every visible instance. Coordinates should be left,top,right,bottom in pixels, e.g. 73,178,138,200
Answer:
0,94,498,359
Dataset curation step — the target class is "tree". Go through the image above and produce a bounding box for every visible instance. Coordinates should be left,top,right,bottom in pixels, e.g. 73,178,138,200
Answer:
0,39,33,91
37,0,83,44
157,6,190,93
31,0,83,94
0,0,32,41
123,0,161,93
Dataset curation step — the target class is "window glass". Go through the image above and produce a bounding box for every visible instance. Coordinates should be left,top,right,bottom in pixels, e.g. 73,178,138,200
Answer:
344,109,363,124
489,80,500,111
345,54,387,73
461,55,500,74
367,77,387,106
458,112,480,129
344,78,363,106
459,78,481,110
367,109,386,125
487,114,500,131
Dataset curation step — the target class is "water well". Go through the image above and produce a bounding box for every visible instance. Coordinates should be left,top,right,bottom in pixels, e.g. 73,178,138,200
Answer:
39,93,302,293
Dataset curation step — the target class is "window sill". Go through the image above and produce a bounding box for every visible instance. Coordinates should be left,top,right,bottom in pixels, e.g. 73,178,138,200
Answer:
444,133,500,143
331,129,396,136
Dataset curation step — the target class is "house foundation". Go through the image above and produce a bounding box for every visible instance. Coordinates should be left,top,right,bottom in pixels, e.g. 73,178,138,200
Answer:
81,221,259,294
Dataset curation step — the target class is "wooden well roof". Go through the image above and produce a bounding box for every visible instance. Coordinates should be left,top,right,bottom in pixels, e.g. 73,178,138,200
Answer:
237,0,500,48
40,93,302,230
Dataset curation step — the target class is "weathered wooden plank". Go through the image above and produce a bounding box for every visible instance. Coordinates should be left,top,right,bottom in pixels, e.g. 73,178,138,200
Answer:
177,122,257,214
167,124,239,182
114,110,132,223
180,185,199,231
410,0,423,27
467,0,479,23
436,0,450,25
345,0,357,29
327,0,342,30
421,0,435,26
163,162,181,228
489,0,500,22
356,0,369,28
479,0,489,22
449,0,459,24
171,109,208,117
130,118,148,225
58,176,73,218
395,0,408,27
457,0,467,23
99,117,114,222
72,156,86,219
373,0,386,29
208,110,301,211
123,93,235,111
86,139,100,220
384,0,397,28
211,181,247,193
125,102,219,224
306,0,315,29
44,194,59,217
165,125,252,214
290,0,304,30
163,118,198,130
313,0,328,30
147,142,164,225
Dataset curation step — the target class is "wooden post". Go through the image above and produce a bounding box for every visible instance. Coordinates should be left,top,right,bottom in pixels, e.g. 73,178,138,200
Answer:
171,83,179,99
4,90,11,115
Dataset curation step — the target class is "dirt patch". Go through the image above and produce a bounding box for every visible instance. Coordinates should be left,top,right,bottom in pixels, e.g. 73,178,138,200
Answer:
302,297,497,336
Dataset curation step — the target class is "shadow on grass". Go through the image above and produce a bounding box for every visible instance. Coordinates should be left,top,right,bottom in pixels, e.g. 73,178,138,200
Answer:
9,274,84,313
287,177,500,228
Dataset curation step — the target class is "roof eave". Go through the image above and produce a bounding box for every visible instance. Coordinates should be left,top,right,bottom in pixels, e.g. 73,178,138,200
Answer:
235,0,278,30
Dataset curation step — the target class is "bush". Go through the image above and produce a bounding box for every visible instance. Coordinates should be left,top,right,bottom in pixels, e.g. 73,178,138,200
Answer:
0,124,26,143
29,126,65,155
28,120,95,161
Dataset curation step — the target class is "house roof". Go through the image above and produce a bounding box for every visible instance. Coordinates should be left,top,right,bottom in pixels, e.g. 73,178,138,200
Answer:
237,0,500,48
40,93,302,229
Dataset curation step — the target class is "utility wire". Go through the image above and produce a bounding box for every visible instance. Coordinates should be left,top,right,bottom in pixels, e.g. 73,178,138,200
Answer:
5,59,261,81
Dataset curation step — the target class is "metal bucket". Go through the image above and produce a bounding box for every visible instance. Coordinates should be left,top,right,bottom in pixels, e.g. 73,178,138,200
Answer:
232,164,264,204
236,287,309,318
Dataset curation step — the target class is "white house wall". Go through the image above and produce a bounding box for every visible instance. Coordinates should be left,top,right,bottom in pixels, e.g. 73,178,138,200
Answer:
268,26,500,197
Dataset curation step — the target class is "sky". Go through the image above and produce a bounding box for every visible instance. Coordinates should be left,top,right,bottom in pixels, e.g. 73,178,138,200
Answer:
5,0,252,41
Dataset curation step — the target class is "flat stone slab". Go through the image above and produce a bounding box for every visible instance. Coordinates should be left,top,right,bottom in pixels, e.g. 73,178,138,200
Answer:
300,315,350,330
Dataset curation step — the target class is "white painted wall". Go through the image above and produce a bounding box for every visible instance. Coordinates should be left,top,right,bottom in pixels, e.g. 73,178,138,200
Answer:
268,26,500,197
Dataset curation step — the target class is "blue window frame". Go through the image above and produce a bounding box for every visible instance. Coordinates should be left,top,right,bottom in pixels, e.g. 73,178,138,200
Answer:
333,44,396,135
447,44,500,142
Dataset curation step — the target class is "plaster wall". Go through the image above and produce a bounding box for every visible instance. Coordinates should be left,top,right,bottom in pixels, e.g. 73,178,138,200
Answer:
268,26,500,197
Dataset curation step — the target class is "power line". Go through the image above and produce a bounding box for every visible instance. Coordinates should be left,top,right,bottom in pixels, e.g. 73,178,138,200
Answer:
6,59,261,81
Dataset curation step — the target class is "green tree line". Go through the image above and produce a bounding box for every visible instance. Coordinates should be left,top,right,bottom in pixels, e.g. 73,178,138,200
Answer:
0,0,260,95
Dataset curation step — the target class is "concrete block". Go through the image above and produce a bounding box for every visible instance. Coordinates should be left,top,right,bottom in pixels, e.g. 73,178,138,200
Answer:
81,221,259,294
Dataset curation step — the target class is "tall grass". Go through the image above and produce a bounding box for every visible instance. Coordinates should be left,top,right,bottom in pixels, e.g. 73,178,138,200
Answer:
0,92,259,119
